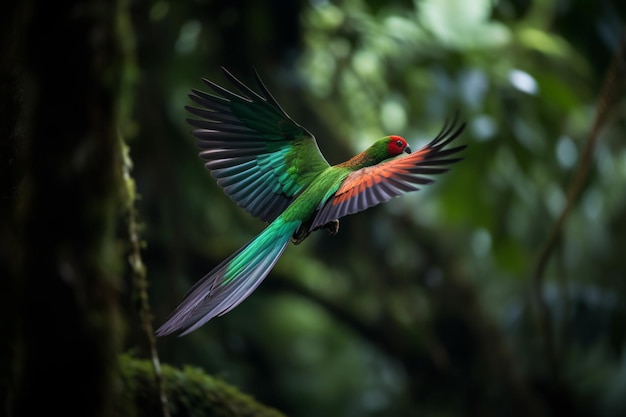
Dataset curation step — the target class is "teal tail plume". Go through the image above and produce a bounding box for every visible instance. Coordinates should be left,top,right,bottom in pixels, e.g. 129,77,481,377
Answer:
156,218,301,336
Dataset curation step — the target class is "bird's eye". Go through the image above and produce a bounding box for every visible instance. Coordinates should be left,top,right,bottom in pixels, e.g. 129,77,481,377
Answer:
396,140,403,148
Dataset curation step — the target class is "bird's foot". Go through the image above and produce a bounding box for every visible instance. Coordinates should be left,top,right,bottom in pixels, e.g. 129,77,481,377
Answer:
291,219,339,245
324,219,339,236
291,226,311,245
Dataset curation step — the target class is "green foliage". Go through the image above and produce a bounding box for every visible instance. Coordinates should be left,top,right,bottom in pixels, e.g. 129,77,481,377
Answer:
126,0,626,416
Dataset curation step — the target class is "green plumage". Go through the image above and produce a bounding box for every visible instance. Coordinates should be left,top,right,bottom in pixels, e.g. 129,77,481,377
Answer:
156,69,466,336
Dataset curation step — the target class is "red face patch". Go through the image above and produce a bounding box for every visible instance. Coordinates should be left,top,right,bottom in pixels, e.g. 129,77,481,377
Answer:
387,135,408,156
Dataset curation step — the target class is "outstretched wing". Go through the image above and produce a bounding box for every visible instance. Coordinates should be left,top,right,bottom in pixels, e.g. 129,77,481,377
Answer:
311,117,466,230
187,68,330,222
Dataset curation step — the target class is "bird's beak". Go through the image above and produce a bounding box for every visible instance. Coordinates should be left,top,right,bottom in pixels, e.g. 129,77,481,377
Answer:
404,145,412,154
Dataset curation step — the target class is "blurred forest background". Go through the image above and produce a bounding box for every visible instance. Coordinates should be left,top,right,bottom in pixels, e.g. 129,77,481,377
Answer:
2,0,626,416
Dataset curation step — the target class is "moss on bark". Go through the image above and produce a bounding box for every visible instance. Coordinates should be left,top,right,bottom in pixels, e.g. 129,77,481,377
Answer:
115,355,287,417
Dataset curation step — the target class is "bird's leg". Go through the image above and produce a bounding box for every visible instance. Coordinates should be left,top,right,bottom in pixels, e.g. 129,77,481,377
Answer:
291,219,340,245
323,219,339,236
291,223,312,245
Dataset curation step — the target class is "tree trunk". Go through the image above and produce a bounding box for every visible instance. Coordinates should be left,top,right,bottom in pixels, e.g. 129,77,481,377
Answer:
1,1,129,416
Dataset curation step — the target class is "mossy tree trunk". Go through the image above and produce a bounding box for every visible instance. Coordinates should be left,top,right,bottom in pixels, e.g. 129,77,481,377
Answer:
1,1,130,416
0,2,289,416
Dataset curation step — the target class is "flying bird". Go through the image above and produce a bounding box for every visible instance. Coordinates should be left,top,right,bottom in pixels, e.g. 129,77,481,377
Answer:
156,68,466,336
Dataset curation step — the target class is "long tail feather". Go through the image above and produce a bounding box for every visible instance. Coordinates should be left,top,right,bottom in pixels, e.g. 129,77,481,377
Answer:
156,218,300,336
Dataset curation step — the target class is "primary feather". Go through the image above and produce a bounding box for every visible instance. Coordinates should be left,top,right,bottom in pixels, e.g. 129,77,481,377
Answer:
187,68,330,222
156,68,466,336
311,115,465,229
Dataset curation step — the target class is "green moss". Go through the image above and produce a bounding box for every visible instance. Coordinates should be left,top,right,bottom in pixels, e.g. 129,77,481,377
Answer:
114,354,286,417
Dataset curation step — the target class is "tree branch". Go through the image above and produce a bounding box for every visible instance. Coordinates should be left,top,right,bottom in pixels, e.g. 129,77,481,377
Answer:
532,32,626,377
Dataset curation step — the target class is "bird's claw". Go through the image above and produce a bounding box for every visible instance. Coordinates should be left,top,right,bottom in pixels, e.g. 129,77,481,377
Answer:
291,219,340,245
291,229,310,245
291,222,312,245
325,219,339,236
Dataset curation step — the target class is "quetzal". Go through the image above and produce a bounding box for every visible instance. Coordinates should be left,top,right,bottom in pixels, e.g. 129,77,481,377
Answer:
156,68,465,336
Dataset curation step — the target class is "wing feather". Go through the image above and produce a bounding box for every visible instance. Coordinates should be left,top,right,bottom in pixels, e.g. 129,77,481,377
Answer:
311,117,466,229
187,68,330,222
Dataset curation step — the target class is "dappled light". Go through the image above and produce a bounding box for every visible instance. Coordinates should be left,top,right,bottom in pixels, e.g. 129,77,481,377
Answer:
2,1,625,417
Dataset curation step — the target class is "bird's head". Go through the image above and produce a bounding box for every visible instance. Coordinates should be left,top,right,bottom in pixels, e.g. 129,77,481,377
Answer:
385,135,411,156
352,135,412,169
